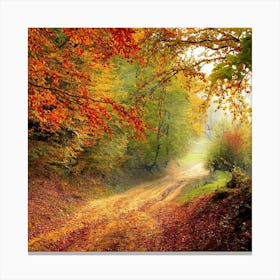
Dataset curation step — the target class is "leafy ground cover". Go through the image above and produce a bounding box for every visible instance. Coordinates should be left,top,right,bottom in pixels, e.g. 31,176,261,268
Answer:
156,184,251,251
29,154,251,251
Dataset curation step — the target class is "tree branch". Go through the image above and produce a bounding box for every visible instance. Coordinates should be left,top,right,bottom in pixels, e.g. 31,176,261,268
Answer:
28,82,111,105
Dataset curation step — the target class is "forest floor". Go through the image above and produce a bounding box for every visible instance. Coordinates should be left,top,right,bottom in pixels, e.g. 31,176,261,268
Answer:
28,139,251,252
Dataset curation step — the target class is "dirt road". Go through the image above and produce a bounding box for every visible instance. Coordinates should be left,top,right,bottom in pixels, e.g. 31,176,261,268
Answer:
29,161,208,252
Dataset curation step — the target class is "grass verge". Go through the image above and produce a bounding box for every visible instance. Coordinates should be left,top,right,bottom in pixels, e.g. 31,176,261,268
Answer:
177,170,232,203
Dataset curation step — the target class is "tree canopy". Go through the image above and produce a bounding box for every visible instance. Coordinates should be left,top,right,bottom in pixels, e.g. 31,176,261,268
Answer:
28,28,252,176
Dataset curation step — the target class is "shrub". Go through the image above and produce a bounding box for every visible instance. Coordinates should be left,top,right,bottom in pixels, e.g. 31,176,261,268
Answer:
206,123,251,174
226,166,252,189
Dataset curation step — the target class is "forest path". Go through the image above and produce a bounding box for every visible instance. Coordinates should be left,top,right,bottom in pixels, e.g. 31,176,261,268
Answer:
29,141,209,252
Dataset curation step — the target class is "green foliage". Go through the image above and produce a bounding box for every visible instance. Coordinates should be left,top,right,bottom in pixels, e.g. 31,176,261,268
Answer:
177,170,231,203
238,32,252,71
124,73,194,173
206,121,252,174
29,140,69,178
73,133,128,176
210,31,252,83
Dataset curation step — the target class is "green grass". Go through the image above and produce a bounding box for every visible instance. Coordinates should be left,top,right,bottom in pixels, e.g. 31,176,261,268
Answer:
177,170,232,203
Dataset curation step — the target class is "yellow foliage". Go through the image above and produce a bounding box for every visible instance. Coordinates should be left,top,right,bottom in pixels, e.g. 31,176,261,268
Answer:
132,29,145,43
89,63,127,100
185,79,207,136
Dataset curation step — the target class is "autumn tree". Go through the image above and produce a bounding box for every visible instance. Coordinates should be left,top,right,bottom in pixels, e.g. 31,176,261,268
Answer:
28,28,145,172
28,28,143,139
28,28,252,178
137,28,252,122
117,58,202,173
